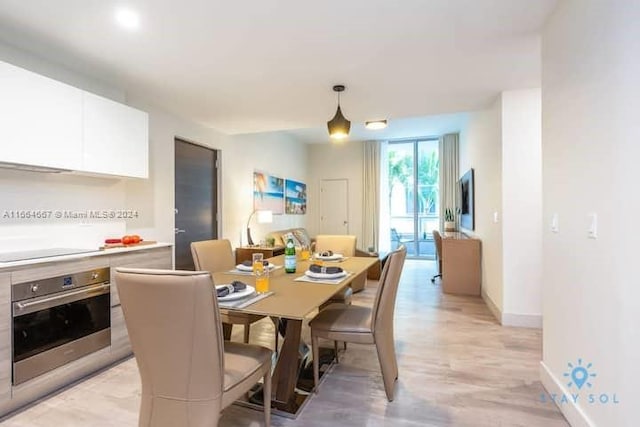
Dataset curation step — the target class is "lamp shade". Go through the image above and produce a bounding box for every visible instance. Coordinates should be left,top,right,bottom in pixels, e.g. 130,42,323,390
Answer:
327,106,351,139
327,84,350,140
256,210,273,224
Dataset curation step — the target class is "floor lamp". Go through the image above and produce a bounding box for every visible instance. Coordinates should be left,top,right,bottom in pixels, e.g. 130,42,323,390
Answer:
246,209,273,246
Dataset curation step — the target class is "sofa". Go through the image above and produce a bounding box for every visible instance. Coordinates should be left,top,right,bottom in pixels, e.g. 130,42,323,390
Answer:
264,227,314,249
263,228,381,292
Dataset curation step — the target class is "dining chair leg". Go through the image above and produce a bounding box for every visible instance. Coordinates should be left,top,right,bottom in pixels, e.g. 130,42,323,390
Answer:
244,324,250,344
312,334,320,393
263,365,272,427
375,334,398,402
270,316,279,355
343,342,347,351
333,340,340,364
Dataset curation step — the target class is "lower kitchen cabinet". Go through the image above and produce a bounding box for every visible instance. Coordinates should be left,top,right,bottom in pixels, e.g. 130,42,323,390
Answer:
0,244,173,416
0,273,11,405
110,305,132,360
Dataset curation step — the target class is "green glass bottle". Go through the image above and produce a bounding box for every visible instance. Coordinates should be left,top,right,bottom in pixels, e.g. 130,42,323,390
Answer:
284,238,297,273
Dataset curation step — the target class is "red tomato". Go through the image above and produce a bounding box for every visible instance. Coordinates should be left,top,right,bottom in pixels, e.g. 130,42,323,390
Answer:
122,235,133,245
131,235,141,244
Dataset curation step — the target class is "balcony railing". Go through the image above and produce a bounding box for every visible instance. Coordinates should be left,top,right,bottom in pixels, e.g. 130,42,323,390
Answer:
390,214,438,258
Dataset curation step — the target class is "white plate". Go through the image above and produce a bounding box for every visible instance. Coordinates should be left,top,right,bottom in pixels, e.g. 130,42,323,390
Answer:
215,284,255,301
305,270,347,280
314,253,344,261
235,263,276,272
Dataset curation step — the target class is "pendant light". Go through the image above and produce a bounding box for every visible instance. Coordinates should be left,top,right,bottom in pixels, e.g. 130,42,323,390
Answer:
327,85,351,140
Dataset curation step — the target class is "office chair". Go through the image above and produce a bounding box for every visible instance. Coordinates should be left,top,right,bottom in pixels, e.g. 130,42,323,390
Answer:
431,230,442,283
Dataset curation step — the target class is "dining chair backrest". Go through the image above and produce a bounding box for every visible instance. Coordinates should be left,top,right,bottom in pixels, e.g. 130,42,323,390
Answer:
315,235,357,256
371,245,407,336
115,268,225,426
191,239,236,272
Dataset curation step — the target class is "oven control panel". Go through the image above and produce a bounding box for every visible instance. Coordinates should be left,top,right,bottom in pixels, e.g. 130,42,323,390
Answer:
12,268,110,302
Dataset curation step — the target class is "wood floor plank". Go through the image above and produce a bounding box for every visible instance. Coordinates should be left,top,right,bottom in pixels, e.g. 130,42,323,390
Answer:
0,260,567,427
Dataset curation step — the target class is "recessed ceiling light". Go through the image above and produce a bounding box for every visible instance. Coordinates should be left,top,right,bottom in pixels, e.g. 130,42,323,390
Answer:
365,119,388,130
115,8,140,30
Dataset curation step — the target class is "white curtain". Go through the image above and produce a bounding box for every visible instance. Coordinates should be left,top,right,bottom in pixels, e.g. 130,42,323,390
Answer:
378,141,391,253
362,140,380,251
438,133,459,231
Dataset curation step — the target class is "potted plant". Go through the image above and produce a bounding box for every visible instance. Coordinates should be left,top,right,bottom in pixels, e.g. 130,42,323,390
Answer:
444,208,456,232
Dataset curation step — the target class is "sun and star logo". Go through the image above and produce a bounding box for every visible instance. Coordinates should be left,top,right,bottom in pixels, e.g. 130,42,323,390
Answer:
564,358,597,390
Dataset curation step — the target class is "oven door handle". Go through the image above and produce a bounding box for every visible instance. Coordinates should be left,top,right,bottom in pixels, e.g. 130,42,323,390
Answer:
13,283,110,316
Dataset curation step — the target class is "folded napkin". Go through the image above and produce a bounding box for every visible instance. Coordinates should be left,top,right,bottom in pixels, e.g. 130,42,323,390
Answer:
309,264,343,275
216,280,247,297
241,260,269,267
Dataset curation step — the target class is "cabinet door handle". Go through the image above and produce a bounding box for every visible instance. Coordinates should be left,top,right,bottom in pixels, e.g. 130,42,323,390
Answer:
174,228,186,234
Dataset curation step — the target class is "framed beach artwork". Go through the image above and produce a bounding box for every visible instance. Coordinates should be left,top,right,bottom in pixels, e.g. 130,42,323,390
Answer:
253,171,284,214
285,179,307,214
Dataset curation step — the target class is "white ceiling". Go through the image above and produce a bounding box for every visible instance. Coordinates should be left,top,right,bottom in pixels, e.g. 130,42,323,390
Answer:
0,0,557,137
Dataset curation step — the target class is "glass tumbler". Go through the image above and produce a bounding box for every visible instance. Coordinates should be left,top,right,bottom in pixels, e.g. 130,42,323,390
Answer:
300,244,311,261
252,253,264,274
255,262,270,293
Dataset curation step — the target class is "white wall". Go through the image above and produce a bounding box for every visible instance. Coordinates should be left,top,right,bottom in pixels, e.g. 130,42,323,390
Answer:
459,90,543,327
501,89,542,326
306,141,364,246
220,131,308,247
459,97,504,313
541,1,639,425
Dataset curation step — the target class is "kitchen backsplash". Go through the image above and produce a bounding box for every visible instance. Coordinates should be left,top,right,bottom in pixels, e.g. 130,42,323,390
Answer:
0,168,129,252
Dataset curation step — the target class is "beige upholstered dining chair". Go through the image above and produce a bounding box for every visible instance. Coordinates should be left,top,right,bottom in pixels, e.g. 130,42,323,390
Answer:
314,234,362,305
115,268,272,427
191,239,265,343
310,245,407,401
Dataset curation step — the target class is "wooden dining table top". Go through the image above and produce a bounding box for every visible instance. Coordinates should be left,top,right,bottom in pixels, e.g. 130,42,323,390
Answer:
211,254,377,320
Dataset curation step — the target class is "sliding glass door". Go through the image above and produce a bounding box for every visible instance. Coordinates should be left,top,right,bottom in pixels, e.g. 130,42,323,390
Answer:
387,139,439,258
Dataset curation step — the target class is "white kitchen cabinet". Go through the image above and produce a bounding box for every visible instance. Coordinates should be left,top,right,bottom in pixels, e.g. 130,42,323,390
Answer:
0,61,83,170
82,92,149,178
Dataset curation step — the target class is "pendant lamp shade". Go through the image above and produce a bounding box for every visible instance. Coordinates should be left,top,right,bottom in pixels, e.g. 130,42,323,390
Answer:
327,85,351,139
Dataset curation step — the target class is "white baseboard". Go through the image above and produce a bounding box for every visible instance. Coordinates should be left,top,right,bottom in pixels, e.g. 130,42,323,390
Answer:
481,288,502,323
501,312,542,328
539,361,595,427
481,289,542,328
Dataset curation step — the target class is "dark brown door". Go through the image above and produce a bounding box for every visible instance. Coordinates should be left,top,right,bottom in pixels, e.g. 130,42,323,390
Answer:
174,139,218,270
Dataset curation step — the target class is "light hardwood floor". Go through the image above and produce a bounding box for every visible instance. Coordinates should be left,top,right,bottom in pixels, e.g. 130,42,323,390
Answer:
0,260,568,427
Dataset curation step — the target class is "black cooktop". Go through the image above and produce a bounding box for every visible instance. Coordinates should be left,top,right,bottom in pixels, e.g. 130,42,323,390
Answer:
0,248,95,263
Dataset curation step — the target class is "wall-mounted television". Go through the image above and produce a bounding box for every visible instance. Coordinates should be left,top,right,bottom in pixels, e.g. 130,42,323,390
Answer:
459,168,474,230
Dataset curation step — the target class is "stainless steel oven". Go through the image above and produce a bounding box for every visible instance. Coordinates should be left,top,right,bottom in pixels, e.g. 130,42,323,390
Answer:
12,268,111,385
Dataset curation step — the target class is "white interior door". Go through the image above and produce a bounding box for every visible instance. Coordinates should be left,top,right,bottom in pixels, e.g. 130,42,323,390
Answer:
319,179,349,235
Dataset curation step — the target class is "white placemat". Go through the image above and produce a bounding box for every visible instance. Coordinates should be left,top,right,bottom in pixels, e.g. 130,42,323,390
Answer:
218,291,274,309
294,272,353,285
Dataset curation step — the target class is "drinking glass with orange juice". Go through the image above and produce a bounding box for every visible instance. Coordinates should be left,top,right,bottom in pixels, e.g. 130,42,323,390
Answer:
300,244,311,261
255,261,270,293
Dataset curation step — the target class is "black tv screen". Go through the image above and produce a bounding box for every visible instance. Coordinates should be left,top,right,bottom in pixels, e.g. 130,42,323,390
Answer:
459,168,474,230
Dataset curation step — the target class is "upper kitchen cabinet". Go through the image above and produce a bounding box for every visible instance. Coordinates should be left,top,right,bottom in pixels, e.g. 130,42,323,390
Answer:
82,92,149,178
0,61,83,170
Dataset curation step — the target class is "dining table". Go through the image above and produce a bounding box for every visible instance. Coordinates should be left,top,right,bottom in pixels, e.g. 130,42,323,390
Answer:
212,254,378,417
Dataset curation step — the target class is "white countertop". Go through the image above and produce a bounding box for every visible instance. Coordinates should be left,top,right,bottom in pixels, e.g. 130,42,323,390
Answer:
0,242,173,270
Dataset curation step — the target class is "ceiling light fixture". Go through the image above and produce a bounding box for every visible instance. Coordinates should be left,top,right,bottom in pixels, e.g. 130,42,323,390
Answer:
115,8,140,30
327,85,351,140
365,119,388,130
